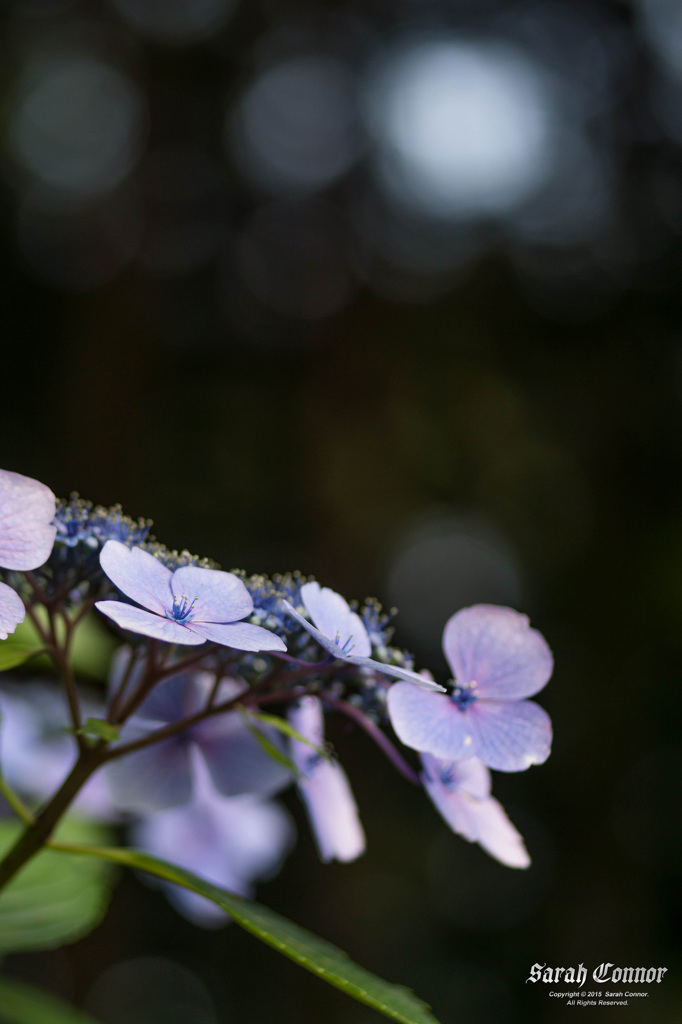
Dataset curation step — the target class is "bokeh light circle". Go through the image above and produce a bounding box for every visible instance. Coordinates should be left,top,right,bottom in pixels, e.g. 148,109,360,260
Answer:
229,54,361,194
384,513,522,662
8,54,146,200
364,37,553,220
109,0,235,43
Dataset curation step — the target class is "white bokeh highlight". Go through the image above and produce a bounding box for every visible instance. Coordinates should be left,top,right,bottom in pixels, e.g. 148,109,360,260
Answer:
365,38,554,219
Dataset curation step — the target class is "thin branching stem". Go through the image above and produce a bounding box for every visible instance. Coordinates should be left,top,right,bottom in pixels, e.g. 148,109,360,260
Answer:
323,695,421,785
0,774,35,826
0,742,107,893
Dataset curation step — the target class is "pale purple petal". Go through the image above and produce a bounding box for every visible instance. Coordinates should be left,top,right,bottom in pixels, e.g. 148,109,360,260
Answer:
0,683,117,822
297,759,366,862
192,748,294,883
464,699,552,772
421,755,530,868
472,797,531,868
289,697,365,863
282,599,353,658
197,712,293,797
387,683,477,761
420,753,491,800
0,469,56,570
300,582,371,658
132,753,294,926
100,542,173,614
422,774,485,842
130,671,207,724
442,605,553,700
134,792,295,927
133,801,239,926
288,694,324,748
110,669,291,799
282,600,443,689
171,566,253,623
0,687,71,799
348,655,445,690
0,582,25,640
95,600,205,645
187,620,286,652
117,672,242,726
106,734,194,812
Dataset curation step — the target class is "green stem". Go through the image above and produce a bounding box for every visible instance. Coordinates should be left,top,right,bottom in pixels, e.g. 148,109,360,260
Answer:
0,746,105,893
0,774,35,826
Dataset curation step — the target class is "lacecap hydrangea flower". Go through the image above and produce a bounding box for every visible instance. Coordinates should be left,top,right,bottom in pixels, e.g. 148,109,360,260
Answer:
282,581,444,689
96,541,286,652
0,468,56,638
105,661,292,814
132,747,294,927
387,605,553,772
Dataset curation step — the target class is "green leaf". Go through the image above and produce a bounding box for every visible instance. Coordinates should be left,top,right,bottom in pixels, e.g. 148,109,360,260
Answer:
9,611,117,682
240,714,298,773
0,977,103,1024
68,614,118,682
76,719,120,743
243,709,331,760
0,820,116,954
48,842,441,1024
0,645,42,672
7,612,55,657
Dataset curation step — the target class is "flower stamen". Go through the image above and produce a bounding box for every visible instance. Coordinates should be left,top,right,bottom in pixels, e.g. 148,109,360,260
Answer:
451,680,478,712
168,594,198,624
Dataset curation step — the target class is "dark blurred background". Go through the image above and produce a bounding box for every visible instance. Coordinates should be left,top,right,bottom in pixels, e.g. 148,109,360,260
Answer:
1,0,682,1021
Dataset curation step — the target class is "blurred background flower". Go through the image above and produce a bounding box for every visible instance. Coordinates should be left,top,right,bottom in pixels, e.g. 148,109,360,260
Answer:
1,0,681,1021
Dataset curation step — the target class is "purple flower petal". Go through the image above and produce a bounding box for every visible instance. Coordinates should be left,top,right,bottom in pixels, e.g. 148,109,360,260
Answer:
421,753,491,800
463,699,552,772
106,731,194,812
0,581,26,640
125,669,207,724
442,605,553,700
296,758,366,863
289,697,365,863
300,582,371,658
422,762,488,842
288,695,322,744
187,620,286,652
0,468,56,571
388,681,552,771
171,566,253,623
387,682,477,761
281,600,444,689
132,753,294,926
100,541,172,615
197,712,293,798
0,683,117,821
473,797,531,868
95,600,205,644
348,655,445,690
281,599,347,655
421,755,530,867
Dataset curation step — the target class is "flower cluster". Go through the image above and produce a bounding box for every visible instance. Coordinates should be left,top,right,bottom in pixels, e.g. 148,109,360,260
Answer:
0,467,554,926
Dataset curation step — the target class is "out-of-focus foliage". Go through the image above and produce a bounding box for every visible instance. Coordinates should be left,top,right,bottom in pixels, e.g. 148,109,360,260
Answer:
0,819,115,954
